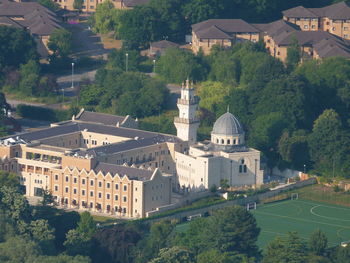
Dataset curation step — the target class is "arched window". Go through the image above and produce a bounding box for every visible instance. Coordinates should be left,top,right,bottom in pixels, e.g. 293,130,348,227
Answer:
227,139,230,144
233,139,236,144
216,139,219,144
221,139,224,144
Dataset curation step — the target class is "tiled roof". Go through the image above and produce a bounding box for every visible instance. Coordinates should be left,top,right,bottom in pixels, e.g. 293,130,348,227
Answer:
94,162,153,181
0,16,24,29
276,30,342,46
283,2,350,20
254,19,300,38
282,6,319,18
150,40,179,49
75,110,126,126
313,38,350,58
123,0,150,7
192,19,260,39
0,0,62,36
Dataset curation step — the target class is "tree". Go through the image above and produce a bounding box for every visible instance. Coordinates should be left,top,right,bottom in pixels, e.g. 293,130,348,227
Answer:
0,171,20,188
148,246,194,263
309,229,328,256
64,212,95,256
286,37,301,71
308,109,345,175
201,206,260,259
18,60,40,96
73,0,83,11
0,26,38,68
263,232,307,263
30,254,92,263
333,245,350,263
48,28,72,57
157,47,207,82
37,0,60,11
93,1,123,35
0,236,40,263
29,219,55,254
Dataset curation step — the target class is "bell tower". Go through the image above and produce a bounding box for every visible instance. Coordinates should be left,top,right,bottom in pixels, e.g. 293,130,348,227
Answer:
174,79,200,144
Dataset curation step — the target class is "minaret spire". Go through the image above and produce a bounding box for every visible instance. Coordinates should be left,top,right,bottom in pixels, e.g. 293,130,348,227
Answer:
174,79,200,144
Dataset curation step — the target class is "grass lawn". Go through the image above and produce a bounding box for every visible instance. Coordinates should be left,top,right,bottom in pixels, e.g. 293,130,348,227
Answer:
100,34,122,49
252,199,350,249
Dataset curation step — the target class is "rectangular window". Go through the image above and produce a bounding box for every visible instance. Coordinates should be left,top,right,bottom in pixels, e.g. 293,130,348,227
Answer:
115,184,119,190
82,190,85,195
73,188,77,194
107,194,110,199
123,185,127,191
90,180,94,186
82,179,86,185
90,191,93,197
73,177,77,184
54,185,58,191
65,187,69,193
123,196,127,202
98,192,102,198
115,195,118,201
65,176,69,182
98,181,102,187
55,174,58,180
106,182,110,188
90,5,94,8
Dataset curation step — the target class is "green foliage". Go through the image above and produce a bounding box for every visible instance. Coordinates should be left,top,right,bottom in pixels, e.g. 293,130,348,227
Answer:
148,246,194,263
309,229,328,256
37,0,60,11
0,171,20,189
48,28,72,58
263,232,307,263
73,0,83,11
106,48,142,72
16,105,70,122
157,47,207,83
93,1,124,35
18,60,40,96
286,37,301,71
197,81,232,113
0,236,40,262
139,111,177,135
0,25,38,68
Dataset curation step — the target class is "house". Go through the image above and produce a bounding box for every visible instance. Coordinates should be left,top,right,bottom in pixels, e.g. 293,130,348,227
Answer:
283,1,350,40
191,19,261,54
148,40,180,57
0,0,62,57
53,0,149,13
255,19,350,62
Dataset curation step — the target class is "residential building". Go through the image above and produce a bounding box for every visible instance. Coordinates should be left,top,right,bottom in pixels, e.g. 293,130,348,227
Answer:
191,19,261,54
0,0,62,57
53,0,149,12
282,2,350,40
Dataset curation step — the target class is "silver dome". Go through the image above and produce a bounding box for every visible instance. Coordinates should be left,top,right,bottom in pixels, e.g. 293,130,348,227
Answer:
212,112,244,135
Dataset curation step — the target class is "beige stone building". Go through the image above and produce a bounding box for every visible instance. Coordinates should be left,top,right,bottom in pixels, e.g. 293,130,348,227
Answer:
282,2,350,40
54,0,149,12
191,19,261,54
0,112,182,218
0,0,62,57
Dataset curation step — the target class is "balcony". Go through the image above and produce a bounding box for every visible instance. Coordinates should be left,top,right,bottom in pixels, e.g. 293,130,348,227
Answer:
177,98,199,105
174,117,200,124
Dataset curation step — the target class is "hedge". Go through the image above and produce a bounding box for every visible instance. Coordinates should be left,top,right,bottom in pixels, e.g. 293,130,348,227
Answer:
16,104,69,122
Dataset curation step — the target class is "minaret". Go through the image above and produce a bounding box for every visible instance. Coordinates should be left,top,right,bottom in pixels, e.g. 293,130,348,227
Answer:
174,79,200,144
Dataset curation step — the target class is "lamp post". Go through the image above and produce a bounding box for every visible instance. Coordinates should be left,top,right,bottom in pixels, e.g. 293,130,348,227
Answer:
153,59,156,73
71,62,75,89
303,164,306,174
125,53,128,72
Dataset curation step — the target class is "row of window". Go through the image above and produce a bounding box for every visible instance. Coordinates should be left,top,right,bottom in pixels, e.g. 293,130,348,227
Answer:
215,138,239,145
58,186,129,201
34,179,43,184
56,175,129,190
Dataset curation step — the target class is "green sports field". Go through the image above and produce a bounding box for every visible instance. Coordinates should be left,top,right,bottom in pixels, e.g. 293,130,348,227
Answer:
251,199,350,248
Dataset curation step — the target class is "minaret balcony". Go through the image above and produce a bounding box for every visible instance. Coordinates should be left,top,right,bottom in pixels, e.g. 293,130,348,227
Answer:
177,97,199,105
174,117,200,124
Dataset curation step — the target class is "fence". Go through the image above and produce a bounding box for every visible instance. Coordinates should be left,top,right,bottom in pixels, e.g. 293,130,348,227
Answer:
143,178,317,224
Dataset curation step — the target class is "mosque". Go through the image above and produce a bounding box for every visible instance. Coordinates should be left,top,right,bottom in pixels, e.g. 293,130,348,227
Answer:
174,80,264,191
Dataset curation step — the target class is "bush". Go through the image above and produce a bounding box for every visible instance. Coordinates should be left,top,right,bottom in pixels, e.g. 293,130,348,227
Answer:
16,104,69,122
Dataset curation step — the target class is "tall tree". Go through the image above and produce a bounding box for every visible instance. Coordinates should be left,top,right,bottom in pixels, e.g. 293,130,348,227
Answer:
48,28,72,57
286,37,301,71
309,229,328,256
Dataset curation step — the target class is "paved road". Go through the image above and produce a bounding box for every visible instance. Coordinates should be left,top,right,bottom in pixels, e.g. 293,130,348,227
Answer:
57,69,97,97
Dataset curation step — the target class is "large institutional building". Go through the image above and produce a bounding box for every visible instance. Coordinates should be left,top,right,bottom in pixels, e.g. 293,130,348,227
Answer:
0,81,263,218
